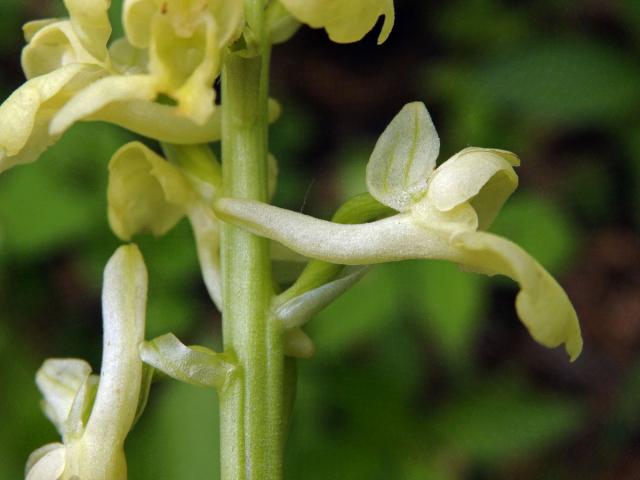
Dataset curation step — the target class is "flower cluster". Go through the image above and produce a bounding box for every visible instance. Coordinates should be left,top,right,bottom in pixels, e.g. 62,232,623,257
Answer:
0,0,244,173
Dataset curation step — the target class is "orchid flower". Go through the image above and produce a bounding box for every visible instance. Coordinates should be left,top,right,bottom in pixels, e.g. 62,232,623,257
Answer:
279,0,395,44
0,0,247,173
215,102,583,361
107,141,225,308
107,140,279,309
26,245,148,480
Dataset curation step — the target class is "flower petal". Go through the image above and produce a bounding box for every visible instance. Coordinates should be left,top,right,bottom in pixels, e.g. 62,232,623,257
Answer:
426,147,519,230
280,0,395,44
188,205,223,309
49,74,157,137
140,333,236,389
366,102,440,212
215,198,456,265
0,64,106,173
207,0,245,47
452,230,582,361
90,98,225,143
25,444,65,480
21,20,100,79
123,0,157,48
149,12,219,123
35,359,92,435
63,0,112,61
109,37,150,75
108,142,195,240
63,372,99,440
82,245,147,448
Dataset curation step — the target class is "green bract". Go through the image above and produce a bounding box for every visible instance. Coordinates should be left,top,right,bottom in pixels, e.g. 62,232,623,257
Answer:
215,102,583,361
279,0,395,44
26,245,148,480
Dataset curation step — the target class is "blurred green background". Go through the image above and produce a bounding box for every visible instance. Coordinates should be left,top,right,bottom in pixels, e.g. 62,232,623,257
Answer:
2,0,640,478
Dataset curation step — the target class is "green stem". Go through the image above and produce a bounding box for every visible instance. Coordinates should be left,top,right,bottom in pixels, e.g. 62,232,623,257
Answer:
219,5,283,479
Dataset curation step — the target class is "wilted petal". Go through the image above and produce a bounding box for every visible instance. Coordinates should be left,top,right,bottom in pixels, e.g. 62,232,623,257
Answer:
22,20,99,79
140,333,235,389
280,0,394,44
50,74,157,137
452,231,582,360
64,0,112,61
366,102,439,212
25,444,65,480
35,359,92,435
108,142,195,240
0,63,106,173
426,147,519,230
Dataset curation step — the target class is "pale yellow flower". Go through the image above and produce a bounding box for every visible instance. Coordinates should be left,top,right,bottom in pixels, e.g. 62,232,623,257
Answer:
215,103,583,361
106,141,278,311
0,0,244,173
26,245,147,480
279,0,395,44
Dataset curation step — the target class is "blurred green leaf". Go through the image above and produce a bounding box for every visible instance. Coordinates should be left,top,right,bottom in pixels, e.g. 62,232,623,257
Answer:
0,326,56,479
335,141,370,200
0,166,99,259
0,122,130,260
411,260,485,369
435,0,528,52
288,328,425,480
109,0,125,39
0,0,21,47
564,161,614,224
427,376,584,465
490,193,577,273
127,381,220,479
473,40,640,124
310,263,401,356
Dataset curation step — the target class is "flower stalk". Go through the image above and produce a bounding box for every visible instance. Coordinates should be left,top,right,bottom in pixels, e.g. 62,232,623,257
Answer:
219,4,284,478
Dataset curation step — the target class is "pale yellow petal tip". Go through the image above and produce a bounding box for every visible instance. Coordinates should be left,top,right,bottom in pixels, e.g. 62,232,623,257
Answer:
25,445,66,480
567,329,583,363
111,244,145,270
377,4,395,44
